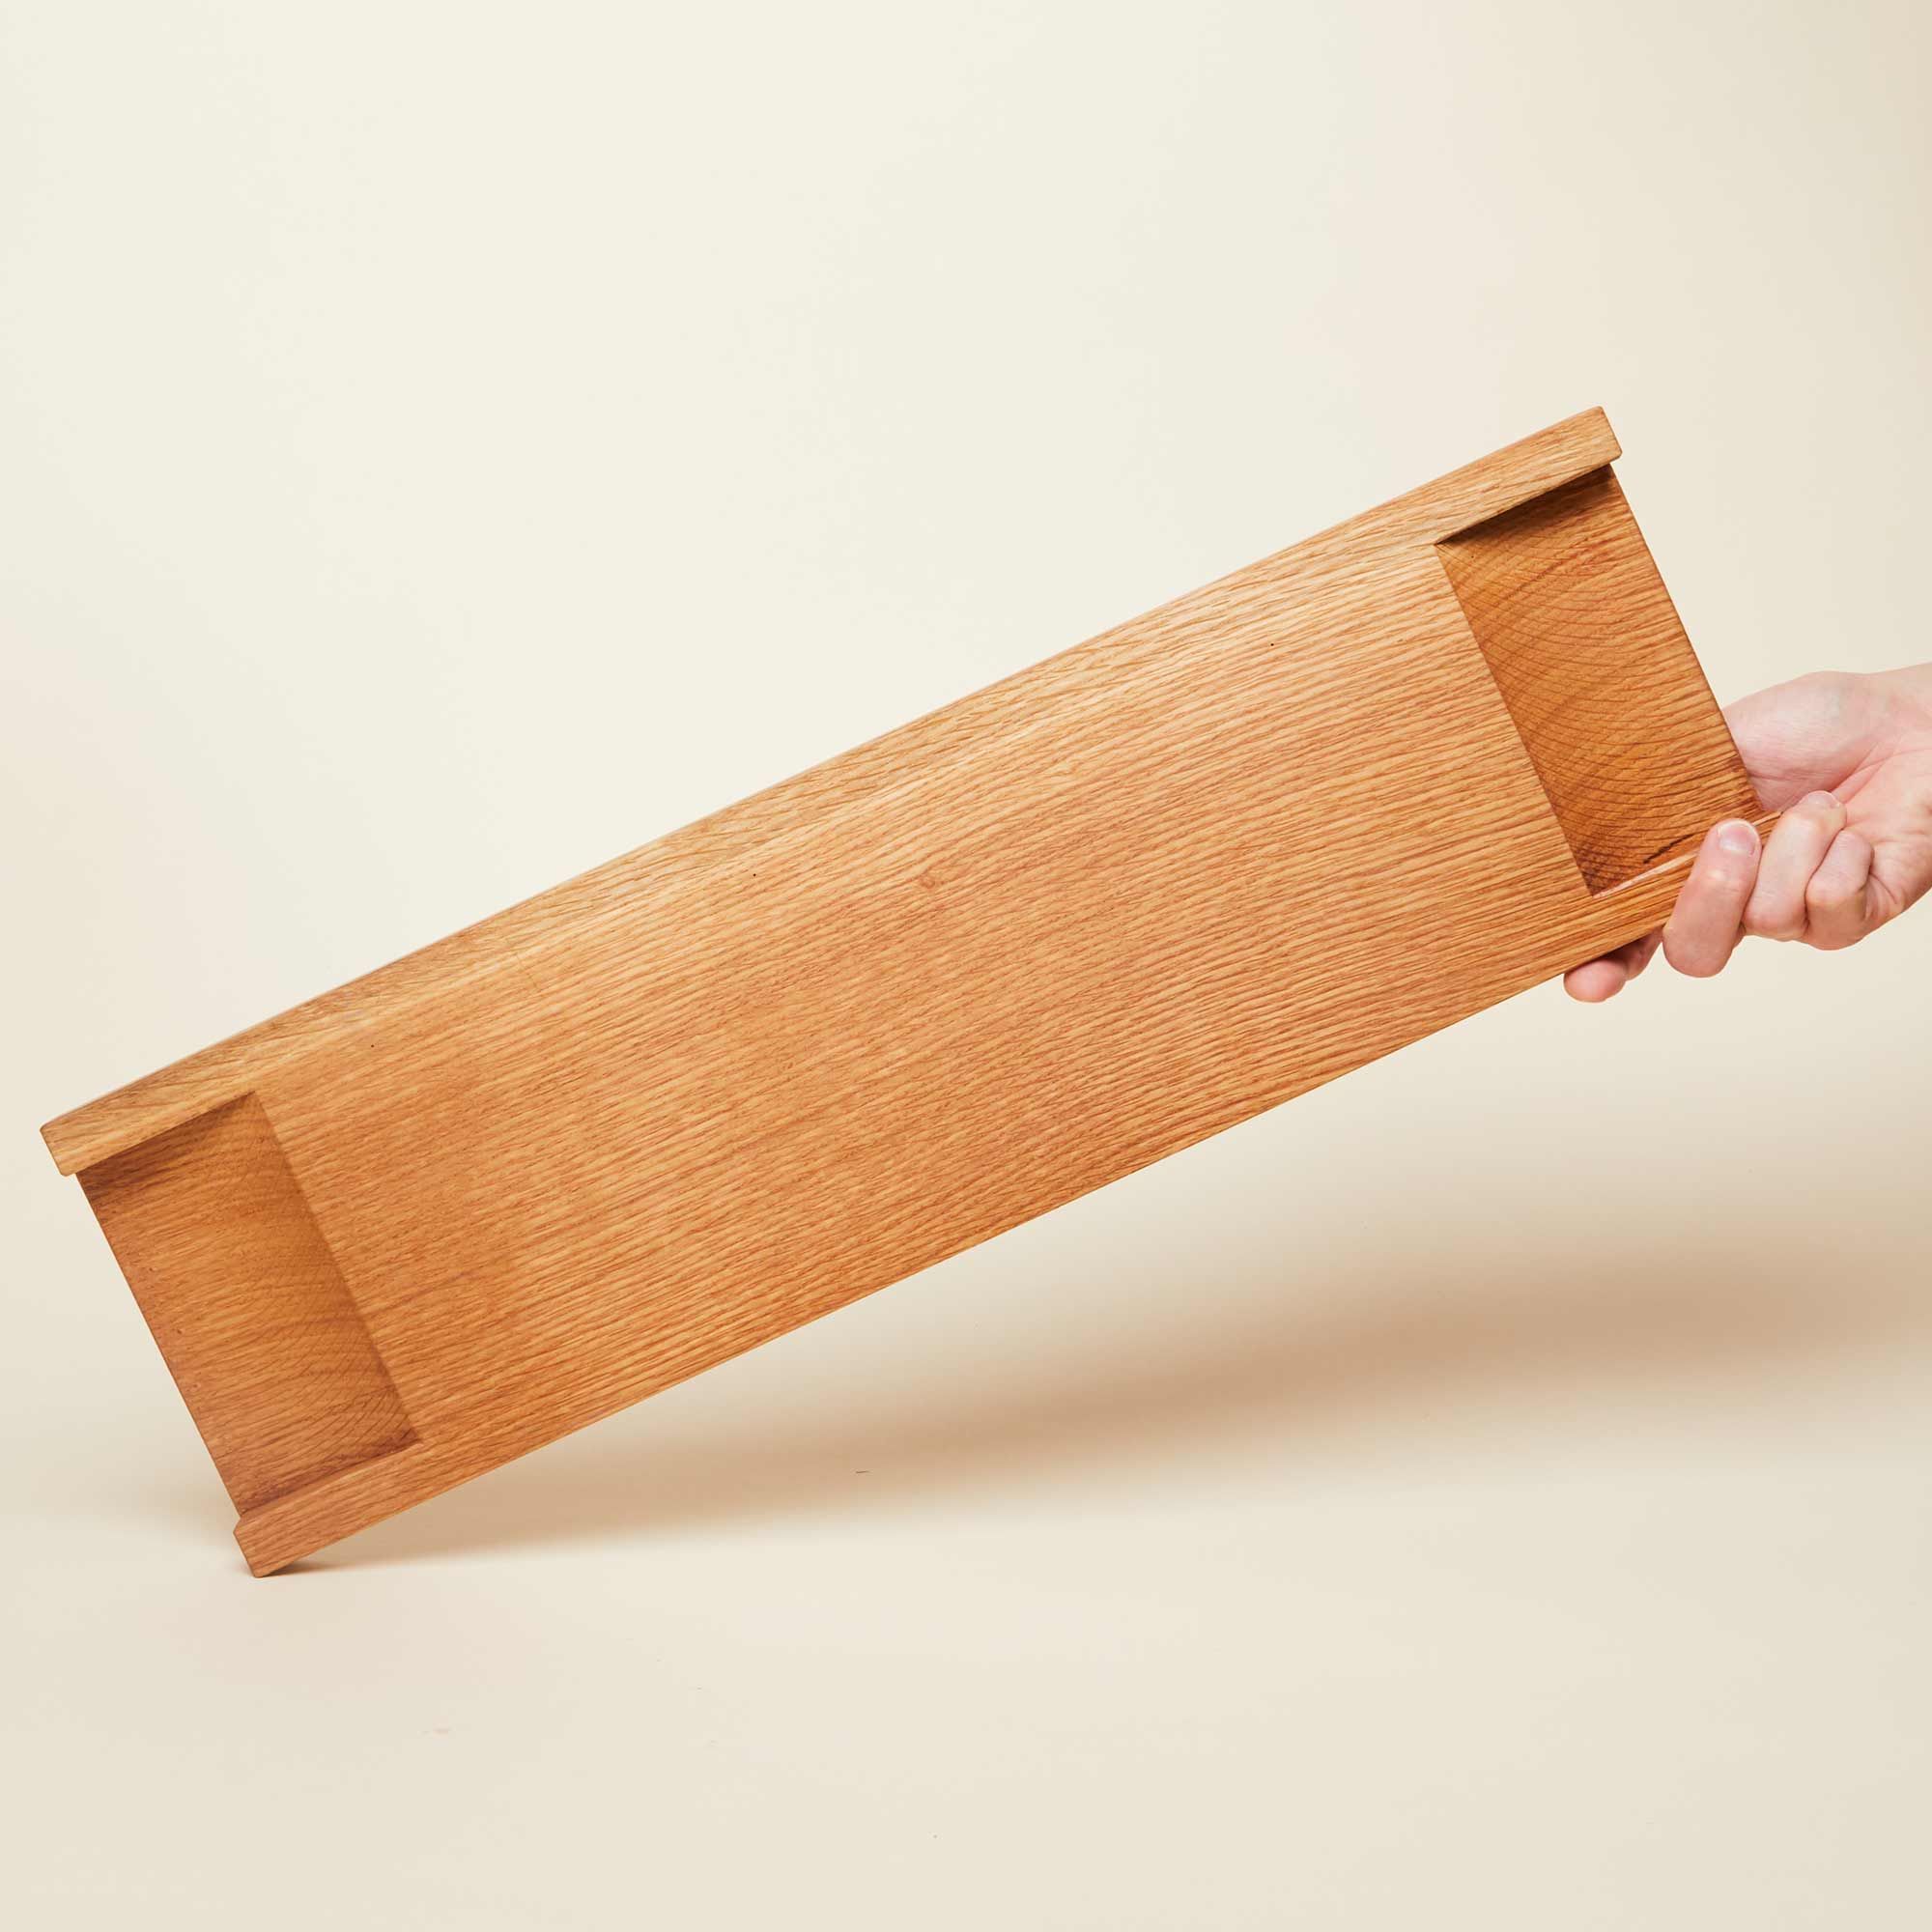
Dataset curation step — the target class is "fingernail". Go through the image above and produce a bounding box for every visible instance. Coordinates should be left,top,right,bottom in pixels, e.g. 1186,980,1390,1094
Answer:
1803,790,1840,811
1717,821,1758,857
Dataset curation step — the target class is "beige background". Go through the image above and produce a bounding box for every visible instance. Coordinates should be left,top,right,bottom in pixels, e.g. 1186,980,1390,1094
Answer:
5,3,1929,1925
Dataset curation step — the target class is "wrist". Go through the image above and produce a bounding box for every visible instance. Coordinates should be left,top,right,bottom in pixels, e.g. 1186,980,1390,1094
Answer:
1869,664,1932,749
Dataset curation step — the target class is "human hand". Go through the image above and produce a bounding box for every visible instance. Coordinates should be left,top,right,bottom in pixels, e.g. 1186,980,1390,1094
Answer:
1564,665,1932,1000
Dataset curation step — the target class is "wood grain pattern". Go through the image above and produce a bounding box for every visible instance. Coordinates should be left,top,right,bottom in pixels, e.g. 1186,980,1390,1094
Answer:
79,1096,415,1513
1438,467,1758,889
43,410,1770,1574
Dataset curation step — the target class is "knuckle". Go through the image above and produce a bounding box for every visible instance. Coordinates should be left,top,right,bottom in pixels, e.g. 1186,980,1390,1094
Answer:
1743,899,1803,941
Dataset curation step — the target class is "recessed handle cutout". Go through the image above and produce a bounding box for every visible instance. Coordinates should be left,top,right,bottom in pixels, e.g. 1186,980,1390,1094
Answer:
1437,468,1758,893
80,1095,415,1513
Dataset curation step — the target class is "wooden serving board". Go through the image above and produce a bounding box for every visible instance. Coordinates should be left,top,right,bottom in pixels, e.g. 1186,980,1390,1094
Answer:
43,411,1769,1574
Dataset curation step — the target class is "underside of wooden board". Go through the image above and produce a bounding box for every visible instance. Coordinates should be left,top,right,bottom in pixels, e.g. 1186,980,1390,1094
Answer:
44,410,1770,1574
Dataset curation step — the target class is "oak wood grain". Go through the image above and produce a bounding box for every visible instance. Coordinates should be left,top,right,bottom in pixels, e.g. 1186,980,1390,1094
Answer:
43,409,1769,1574
1438,467,1757,889
79,1095,415,1513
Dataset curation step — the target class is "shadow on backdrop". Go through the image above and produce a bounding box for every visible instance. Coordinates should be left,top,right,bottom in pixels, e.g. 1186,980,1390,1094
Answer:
209,1222,1923,1573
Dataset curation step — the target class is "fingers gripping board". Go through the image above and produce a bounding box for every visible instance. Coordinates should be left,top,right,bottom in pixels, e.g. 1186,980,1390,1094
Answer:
43,412,1769,1574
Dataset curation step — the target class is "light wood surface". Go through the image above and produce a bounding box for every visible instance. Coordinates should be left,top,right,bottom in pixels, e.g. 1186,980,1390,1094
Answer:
43,410,1769,1574
1437,467,1752,890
